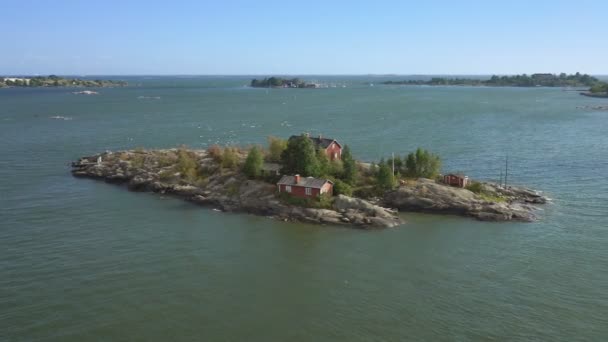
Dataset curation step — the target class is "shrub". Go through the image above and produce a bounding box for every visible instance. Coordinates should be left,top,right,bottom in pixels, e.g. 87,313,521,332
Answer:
176,148,201,183
157,152,177,167
267,136,287,162
208,145,223,163
332,179,353,196
465,181,484,194
159,169,175,182
221,147,239,169
130,154,146,168
277,192,333,209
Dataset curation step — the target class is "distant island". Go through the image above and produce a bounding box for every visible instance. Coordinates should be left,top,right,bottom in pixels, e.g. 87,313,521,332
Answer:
382,73,603,88
0,75,127,88
250,77,319,88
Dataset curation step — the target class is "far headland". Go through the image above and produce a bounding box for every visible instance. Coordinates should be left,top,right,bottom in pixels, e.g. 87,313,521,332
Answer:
381,73,608,98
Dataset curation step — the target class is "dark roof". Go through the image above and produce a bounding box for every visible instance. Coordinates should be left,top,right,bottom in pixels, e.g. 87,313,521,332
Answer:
277,175,333,189
289,135,341,149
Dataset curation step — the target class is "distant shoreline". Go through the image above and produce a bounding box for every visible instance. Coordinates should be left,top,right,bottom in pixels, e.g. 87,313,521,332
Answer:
0,75,127,88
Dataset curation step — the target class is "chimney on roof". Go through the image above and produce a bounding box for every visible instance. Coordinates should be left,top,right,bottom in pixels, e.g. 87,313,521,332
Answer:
294,174,301,184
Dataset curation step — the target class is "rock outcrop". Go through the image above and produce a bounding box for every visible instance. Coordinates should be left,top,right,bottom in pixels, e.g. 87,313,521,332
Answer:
382,178,547,222
71,149,403,229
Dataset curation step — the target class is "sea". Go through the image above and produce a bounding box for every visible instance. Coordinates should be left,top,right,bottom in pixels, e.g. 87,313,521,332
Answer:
1,76,607,341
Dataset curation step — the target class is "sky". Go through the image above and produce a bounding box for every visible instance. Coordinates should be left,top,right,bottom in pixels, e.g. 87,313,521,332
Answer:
1,0,607,75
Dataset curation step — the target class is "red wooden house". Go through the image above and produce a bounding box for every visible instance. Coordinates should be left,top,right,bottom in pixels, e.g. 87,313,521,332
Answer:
443,173,469,188
290,134,343,161
277,174,333,199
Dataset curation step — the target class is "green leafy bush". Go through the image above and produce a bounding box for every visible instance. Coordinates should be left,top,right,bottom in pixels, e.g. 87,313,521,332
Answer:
332,179,353,196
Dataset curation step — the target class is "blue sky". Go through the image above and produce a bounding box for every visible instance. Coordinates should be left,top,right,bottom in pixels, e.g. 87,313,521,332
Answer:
1,0,606,75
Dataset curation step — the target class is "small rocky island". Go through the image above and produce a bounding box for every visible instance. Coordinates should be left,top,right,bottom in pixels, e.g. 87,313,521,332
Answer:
0,75,127,88
250,77,319,88
71,135,547,228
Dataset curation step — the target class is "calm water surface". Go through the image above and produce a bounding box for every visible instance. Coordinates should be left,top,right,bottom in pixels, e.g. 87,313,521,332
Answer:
1,76,607,341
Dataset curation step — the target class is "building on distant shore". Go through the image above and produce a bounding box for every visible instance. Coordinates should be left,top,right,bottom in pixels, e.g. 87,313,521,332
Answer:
443,173,469,188
290,133,342,161
277,174,333,199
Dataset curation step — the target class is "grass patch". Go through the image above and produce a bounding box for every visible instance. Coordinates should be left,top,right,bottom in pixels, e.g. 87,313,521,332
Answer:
467,181,507,203
479,193,507,203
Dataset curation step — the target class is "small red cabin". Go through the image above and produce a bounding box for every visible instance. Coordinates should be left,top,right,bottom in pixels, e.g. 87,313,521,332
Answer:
290,134,342,161
277,175,333,199
443,173,469,188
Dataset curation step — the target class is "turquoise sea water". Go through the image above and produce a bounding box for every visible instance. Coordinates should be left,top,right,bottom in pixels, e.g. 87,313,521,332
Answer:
1,76,607,341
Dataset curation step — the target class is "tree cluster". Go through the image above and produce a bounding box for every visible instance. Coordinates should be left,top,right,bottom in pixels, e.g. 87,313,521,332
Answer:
278,135,358,190
377,148,441,188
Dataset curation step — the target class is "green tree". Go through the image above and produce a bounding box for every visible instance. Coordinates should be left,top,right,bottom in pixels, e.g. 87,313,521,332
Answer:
376,161,396,190
332,179,353,196
317,149,330,176
243,146,264,179
280,135,320,177
341,145,358,185
328,159,344,178
404,148,441,178
267,136,287,162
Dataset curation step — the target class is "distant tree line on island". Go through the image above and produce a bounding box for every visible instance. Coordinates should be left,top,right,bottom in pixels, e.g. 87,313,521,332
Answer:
382,73,604,88
250,77,318,88
0,75,127,88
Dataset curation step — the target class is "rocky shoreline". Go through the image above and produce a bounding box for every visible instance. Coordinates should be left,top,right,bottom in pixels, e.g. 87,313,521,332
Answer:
71,148,548,228
383,179,547,222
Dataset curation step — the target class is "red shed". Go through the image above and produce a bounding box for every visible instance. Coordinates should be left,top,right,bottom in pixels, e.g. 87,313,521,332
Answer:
443,173,469,188
290,134,343,161
277,174,333,199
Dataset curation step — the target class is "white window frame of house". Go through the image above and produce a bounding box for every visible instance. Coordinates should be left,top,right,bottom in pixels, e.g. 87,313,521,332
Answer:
285,186,292,193
305,187,312,196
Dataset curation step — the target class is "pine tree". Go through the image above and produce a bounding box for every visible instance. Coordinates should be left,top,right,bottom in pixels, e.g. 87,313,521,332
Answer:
243,146,263,179
280,135,320,177
376,162,396,190
317,149,330,176
341,145,358,185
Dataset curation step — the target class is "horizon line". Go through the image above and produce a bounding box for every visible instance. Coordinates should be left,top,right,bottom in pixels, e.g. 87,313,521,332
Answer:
2,73,607,77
